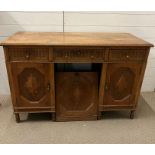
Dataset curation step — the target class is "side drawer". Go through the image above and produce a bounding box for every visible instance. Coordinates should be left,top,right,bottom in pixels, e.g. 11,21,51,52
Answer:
8,46,50,62
108,48,146,62
53,47,106,62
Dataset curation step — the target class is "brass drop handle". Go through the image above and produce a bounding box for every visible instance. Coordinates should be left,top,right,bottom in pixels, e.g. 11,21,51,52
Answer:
25,52,30,59
47,83,50,92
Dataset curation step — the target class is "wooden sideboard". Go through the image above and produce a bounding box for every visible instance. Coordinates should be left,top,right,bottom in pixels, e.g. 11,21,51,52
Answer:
0,32,153,122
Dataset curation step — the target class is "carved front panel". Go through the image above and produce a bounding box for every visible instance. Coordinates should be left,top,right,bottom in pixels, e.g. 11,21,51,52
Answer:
11,63,53,108
109,48,146,61
53,47,105,62
103,63,142,106
18,68,46,102
8,47,49,61
110,68,134,100
56,72,98,121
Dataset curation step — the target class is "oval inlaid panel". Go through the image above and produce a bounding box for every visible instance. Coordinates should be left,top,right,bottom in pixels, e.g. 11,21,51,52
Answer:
110,67,135,100
18,68,46,102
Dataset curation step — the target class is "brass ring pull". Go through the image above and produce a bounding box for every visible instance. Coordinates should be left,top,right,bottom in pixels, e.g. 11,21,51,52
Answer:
126,55,129,59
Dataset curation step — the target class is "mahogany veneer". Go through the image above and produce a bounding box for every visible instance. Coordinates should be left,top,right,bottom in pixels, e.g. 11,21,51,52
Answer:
0,32,153,122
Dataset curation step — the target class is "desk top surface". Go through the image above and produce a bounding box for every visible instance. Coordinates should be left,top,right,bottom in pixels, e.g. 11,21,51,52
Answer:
0,32,153,47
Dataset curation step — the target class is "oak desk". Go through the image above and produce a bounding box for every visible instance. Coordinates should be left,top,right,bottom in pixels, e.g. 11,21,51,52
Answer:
0,32,153,122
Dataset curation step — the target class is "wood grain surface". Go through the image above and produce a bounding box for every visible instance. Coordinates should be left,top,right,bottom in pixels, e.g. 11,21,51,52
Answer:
0,32,153,47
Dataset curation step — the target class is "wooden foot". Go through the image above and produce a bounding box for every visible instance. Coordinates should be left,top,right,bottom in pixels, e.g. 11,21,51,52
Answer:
130,110,135,119
97,111,102,120
52,113,56,121
15,113,20,123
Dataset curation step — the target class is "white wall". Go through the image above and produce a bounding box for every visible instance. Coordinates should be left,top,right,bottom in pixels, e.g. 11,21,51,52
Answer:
0,11,155,94
0,11,63,94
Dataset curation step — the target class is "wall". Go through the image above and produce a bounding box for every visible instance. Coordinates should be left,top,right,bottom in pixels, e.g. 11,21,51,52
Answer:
0,11,63,94
0,11,155,94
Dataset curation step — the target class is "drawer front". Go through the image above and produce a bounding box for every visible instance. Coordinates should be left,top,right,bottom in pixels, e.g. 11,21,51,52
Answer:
109,49,146,62
8,47,49,62
53,47,105,62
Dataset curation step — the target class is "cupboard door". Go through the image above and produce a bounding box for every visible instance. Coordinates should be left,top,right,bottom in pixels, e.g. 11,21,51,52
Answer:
56,72,98,121
11,63,54,108
103,63,142,106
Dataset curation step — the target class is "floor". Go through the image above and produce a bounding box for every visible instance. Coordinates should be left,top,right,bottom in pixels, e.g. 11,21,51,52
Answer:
0,92,155,144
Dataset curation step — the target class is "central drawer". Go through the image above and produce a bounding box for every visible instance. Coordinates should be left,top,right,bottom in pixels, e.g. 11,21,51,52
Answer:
53,47,106,62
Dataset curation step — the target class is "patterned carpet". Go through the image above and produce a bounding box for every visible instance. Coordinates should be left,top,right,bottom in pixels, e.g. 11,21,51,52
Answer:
0,93,155,144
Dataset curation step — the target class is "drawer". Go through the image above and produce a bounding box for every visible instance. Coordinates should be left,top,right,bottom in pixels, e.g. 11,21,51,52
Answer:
108,48,146,61
53,47,105,62
8,47,49,62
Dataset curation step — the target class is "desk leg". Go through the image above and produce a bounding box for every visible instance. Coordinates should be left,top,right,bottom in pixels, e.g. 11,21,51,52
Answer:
15,113,20,123
130,110,135,119
52,113,56,121
97,111,102,120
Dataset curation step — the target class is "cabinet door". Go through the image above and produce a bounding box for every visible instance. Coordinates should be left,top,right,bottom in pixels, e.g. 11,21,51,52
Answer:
103,63,142,106
56,72,98,121
11,63,54,108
